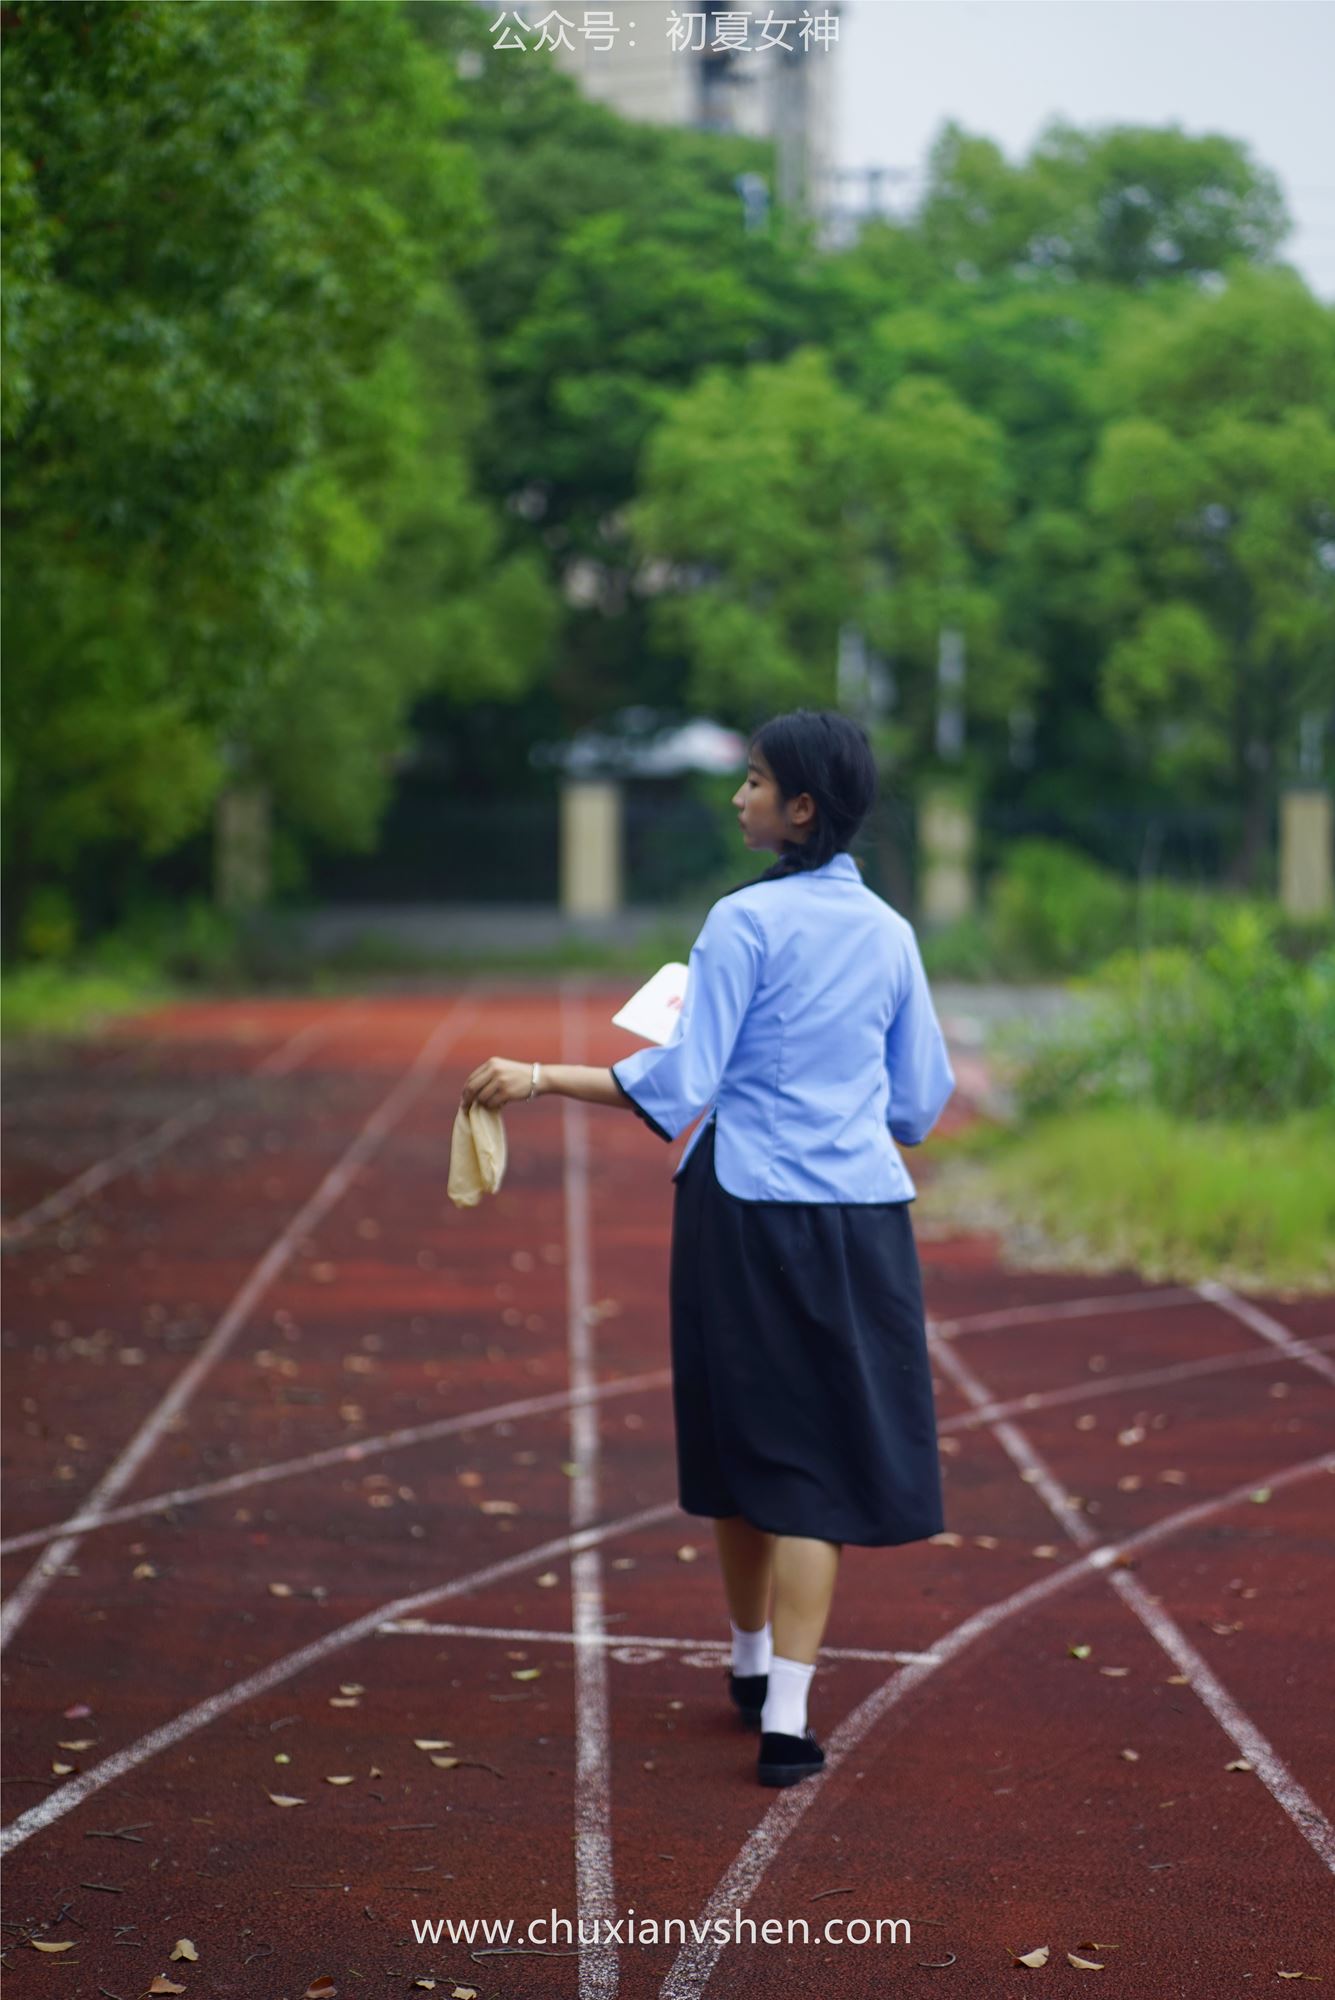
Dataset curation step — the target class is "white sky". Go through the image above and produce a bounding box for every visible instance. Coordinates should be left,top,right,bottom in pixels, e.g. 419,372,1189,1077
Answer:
836,1,1335,300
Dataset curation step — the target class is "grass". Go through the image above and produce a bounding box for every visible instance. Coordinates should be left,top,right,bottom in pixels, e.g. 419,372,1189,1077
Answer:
0,962,173,1039
924,1103,1335,1294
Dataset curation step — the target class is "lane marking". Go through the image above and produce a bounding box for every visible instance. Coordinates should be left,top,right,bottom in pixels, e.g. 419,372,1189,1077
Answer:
378,1622,940,1666
937,1330,1335,1434
1197,1279,1335,1391
1,1013,346,1246
0,1499,680,1855
0,1371,674,1557
657,1444,1335,1999
6,1458,1331,1859
9,1309,1329,1563
934,1336,1335,1865
562,982,620,2000
0,1001,479,1655
930,1285,1202,1339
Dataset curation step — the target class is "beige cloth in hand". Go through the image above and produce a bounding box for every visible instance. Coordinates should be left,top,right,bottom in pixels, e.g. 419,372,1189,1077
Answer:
448,1101,508,1208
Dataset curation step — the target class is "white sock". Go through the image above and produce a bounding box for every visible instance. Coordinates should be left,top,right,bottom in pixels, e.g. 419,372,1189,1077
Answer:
730,1618,772,1677
761,1654,815,1737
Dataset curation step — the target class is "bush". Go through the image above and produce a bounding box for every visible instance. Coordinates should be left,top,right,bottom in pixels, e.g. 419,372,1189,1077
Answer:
988,839,1132,974
1013,909,1335,1123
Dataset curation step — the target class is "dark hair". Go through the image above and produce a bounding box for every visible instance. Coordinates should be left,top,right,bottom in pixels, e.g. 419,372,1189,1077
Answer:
723,708,878,894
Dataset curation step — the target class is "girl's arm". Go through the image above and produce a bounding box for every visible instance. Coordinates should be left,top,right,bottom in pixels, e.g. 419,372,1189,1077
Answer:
460,1058,631,1113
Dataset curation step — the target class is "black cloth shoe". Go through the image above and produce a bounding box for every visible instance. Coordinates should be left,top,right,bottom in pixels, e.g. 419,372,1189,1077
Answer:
727,1670,767,1729
758,1727,825,1787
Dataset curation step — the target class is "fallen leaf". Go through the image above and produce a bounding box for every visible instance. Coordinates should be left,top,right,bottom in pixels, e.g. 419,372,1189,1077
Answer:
414,1980,436,1991
1225,1758,1253,1772
1074,1943,1120,1952
147,1981,187,1996
1069,1644,1092,1660
269,1582,294,1597
478,1499,520,1516
340,1683,364,1695
305,1980,337,1999
974,1535,999,1550
51,1761,75,1776
325,1774,355,1786
451,1987,479,1999
329,1696,360,1708
170,1939,199,1962
1099,1668,1130,1678
1276,1973,1322,1981
414,1739,453,1751
930,1531,964,1547
511,1667,541,1681
431,1755,460,1769
536,1572,559,1588
62,1702,92,1719
267,1792,306,1807
1068,1952,1104,1969
1010,1944,1050,1967
28,1940,77,1954
1119,1748,1140,1761
1165,1674,1189,1685
676,1545,699,1562
1250,1488,1272,1504
1032,1545,1059,1560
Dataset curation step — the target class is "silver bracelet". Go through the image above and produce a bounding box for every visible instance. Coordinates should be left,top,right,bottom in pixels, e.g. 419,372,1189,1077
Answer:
527,1061,541,1102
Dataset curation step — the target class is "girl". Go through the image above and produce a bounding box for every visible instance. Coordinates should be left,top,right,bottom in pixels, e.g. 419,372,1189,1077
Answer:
460,708,955,1788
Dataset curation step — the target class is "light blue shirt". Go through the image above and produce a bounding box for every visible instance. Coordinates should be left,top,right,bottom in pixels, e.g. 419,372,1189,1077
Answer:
610,851,955,1203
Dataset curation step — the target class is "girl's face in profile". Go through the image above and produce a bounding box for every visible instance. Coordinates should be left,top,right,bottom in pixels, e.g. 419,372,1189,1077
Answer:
732,747,815,855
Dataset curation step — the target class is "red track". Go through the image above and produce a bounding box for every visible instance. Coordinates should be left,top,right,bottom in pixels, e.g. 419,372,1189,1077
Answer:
2,986,1332,1998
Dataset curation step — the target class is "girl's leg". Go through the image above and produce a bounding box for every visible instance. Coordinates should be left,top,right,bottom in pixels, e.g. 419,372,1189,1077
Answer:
712,1513,775,1630
770,1533,841,1664
761,1533,842,1745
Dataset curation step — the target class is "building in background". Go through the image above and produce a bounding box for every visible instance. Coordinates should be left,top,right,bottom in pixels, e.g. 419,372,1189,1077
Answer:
488,2,841,215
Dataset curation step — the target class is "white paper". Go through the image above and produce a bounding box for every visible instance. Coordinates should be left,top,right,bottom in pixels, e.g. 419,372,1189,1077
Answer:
612,962,690,1046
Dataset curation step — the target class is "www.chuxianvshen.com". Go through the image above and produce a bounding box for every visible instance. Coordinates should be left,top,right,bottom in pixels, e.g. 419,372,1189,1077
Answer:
410,1910,914,1947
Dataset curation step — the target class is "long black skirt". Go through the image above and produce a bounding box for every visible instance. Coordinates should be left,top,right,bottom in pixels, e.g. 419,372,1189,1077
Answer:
669,1116,946,1548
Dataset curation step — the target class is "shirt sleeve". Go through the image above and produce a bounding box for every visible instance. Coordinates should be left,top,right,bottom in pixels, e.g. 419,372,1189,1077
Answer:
885,923,956,1145
610,898,764,1143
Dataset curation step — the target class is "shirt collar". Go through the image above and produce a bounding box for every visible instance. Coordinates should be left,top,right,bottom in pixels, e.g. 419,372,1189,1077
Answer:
811,852,861,881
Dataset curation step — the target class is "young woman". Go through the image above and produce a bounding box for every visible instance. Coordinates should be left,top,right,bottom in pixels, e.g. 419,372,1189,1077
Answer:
460,708,955,1788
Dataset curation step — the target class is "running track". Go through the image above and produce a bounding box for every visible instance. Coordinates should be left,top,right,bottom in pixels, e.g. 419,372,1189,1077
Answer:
1,986,1332,1996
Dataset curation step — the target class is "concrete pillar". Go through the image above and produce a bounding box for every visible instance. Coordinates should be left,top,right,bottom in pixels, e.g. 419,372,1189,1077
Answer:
214,785,271,911
560,778,623,919
919,782,976,925
1279,787,1333,918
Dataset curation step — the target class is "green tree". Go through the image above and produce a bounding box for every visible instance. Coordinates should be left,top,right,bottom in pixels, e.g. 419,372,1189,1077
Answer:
1086,266,1335,885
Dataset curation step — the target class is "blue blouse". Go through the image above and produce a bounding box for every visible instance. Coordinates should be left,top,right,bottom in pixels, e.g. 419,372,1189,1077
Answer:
610,852,955,1203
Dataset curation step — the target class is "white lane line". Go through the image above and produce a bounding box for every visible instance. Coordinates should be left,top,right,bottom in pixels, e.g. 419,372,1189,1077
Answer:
9,1304,1328,1564
0,1001,479,1655
1197,1279,1335,1390
562,981,620,2000
930,1284,1202,1338
0,1369,674,1558
657,1446,1335,2000
379,1622,940,1666
1,1012,346,1245
7,1456,1327,1856
936,1331,1335,1434
6,1455,1330,1863
0,1498,680,1856
933,1336,1335,1865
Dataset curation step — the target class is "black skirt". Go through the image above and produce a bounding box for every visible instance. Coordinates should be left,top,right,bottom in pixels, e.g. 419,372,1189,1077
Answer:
669,1116,946,1548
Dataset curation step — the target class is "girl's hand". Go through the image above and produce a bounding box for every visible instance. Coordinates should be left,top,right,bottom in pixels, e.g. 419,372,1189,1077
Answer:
461,1057,535,1112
